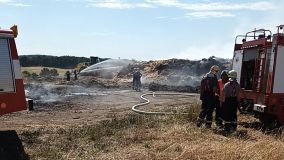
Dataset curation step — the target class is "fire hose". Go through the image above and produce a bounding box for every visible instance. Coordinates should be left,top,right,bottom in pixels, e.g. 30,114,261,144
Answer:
132,92,199,115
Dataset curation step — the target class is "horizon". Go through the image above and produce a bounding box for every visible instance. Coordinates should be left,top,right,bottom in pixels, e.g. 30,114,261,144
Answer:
19,54,232,61
1,0,283,61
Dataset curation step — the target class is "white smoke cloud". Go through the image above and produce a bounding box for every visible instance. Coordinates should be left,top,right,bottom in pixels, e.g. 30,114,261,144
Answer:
163,41,233,60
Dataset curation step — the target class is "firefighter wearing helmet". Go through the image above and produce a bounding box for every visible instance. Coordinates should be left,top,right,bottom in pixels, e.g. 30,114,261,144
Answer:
196,65,220,128
132,67,142,91
221,70,241,133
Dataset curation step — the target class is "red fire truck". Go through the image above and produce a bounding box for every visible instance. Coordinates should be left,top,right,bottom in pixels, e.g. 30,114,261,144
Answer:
232,25,284,125
0,25,27,115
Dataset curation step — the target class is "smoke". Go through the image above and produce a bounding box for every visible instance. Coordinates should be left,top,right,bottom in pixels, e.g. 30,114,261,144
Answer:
79,59,134,79
25,83,65,102
25,83,106,103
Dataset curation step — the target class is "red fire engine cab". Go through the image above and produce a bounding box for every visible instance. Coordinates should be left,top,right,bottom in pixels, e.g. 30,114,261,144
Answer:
0,25,27,115
232,25,284,125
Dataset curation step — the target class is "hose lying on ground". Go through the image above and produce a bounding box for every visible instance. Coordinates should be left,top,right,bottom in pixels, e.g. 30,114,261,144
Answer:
132,92,199,115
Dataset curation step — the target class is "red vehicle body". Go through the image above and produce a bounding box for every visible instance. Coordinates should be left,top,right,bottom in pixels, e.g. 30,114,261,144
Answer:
0,26,27,115
232,25,284,125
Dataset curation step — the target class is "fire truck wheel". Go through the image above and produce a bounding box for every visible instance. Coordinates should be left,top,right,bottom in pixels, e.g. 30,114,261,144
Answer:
259,114,279,129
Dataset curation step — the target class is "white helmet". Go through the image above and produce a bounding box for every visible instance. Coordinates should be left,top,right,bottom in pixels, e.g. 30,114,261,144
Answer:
228,70,237,80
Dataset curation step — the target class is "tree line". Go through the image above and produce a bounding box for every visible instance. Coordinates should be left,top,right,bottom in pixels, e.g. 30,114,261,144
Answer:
19,55,90,69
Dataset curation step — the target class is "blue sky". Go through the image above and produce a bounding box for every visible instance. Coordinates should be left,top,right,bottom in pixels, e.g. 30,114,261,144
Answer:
0,0,283,60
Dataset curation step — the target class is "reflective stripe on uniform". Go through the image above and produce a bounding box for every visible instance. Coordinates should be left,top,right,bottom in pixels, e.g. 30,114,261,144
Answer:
197,117,205,122
223,121,237,124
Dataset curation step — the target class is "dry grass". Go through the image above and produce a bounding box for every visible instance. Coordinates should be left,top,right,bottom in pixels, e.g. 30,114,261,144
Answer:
19,102,284,160
21,67,70,77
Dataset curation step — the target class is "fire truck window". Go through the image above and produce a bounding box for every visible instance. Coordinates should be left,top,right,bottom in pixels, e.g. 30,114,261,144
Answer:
0,38,15,92
241,49,258,90
241,60,255,90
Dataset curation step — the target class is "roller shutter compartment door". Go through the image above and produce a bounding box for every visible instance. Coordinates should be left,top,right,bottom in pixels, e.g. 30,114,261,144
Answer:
0,38,15,92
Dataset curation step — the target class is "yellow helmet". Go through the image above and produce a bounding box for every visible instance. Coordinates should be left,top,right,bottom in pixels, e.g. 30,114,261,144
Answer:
210,65,220,73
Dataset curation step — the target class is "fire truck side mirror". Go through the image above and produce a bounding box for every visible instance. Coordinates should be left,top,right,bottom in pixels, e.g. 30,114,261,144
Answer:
10,25,18,38
267,35,271,40
242,38,246,43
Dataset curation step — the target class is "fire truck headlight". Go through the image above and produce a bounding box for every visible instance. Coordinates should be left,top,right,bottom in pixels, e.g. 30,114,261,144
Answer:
1,103,7,109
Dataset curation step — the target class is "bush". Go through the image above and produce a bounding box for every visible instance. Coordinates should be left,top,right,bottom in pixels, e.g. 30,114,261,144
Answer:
31,73,39,79
39,68,59,77
22,71,31,77
49,69,59,77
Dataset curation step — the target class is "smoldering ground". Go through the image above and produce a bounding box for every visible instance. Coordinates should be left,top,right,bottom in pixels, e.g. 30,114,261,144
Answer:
25,83,107,103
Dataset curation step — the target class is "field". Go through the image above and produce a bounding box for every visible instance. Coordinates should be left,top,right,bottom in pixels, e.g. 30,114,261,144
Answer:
21,67,71,78
2,59,284,159
1,84,284,160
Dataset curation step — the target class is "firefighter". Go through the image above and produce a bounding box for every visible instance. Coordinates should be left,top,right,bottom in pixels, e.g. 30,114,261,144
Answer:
74,70,78,80
66,71,71,81
132,68,137,90
196,65,220,128
215,70,229,128
221,70,241,133
133,68,142,91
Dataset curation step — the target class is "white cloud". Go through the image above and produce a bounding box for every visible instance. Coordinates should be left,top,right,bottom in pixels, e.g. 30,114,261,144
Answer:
232,0,283,37
91,2,132,9
0,0,31,7
8,3,31,7
88,0,154,9
136,3,155,8
186,11,235,19
145,0,180,7
146,0,275,11
0,0,11,2
85,0,275,21
165,0,283,60
57,0,277,12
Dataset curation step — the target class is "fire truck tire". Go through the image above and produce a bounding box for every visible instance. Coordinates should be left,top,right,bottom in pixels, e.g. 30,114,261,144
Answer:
259,114,279,128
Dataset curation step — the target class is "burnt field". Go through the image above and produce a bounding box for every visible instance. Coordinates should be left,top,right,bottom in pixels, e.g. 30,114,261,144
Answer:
0,81,284,160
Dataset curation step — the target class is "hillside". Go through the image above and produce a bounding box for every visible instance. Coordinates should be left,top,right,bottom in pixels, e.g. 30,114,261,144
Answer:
19,55,90,69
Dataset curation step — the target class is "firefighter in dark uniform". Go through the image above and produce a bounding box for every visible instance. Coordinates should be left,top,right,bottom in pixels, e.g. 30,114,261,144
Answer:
221,70,241,133
66,71,71,81
133,68,142,91
132,68,138,90
74,70,78,80
215,70,229,128
196,65,220,128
